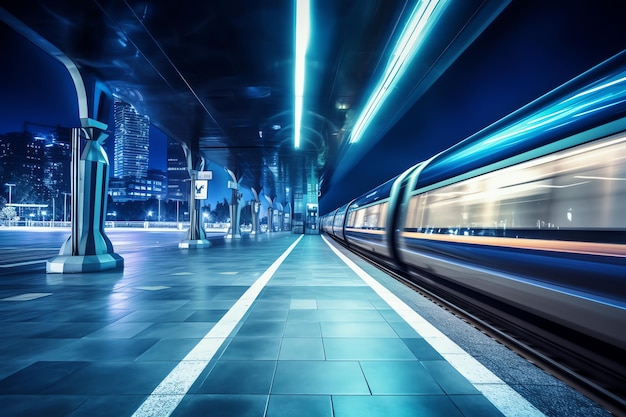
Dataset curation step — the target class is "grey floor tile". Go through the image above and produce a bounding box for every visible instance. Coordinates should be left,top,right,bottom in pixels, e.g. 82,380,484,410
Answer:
252,299,292,310
42,361,176,395
377,308,402,319
0,338,79,361
245,308,289,321
316,309,384,322
103,310,165,323
134,338,202,361
184,309,230,322
197,360,275,394
421,360,480,395
402,338,444,361
134,322,215,339
0,361,88,394
173,394,267,417
450,394,506,417
323,338,416,360
360,361,444,395
320,321,398,338
67,395,148,417
0,360,32,380
388,321,421,338
332,395,465,417
235,320,285,337
289,299,317,309
279,338,325,360
40,338,159,361
221,336,281,360
272,361,370,394
27,322,109,338
84,322,152,338
0,395,86,417
266,395,333,417
316,299,375,310
283,321,321,337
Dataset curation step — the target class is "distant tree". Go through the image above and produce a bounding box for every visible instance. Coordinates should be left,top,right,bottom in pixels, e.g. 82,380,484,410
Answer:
211,198,230,222
240,203,252,225
7,174,52,205
0,206,17,221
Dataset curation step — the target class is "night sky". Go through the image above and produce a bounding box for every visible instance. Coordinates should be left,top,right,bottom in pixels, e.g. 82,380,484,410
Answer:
0,23,78,132
0,23,167,173
3,1,626,213
320,0,626,212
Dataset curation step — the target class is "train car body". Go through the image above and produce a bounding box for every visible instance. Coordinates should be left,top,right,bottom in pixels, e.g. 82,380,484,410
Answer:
320,208,337,235
322,51,626,353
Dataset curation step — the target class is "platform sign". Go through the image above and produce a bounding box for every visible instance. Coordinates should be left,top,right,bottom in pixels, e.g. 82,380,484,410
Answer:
195,180,208,200
198,170,213,180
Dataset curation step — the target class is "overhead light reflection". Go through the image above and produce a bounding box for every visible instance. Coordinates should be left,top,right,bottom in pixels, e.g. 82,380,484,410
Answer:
349,0,445,144
295,0,310,149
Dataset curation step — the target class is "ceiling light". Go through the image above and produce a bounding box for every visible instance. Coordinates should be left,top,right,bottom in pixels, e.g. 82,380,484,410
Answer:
295,0,310,149
350,0,445,144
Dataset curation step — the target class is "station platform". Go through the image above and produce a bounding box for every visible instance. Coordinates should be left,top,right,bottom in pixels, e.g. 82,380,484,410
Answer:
0,232,612,417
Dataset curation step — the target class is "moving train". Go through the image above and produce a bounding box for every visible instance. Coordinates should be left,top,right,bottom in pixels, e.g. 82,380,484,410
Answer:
322,51,626,361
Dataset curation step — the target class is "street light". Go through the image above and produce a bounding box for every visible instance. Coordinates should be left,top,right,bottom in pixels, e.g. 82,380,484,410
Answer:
5,183,15,206
62,192,70,222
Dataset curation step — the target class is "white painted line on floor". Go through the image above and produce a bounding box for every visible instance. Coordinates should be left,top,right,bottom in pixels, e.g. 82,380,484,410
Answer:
322,235,546,417
136,286,171,291
131,234,304,417
0,260,46,268
1,292,53,301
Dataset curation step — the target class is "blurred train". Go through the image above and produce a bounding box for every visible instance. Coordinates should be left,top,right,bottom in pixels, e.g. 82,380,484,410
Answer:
322,51,626,359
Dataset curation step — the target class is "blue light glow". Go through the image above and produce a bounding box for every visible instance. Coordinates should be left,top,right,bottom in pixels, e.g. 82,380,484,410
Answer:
349,0,445,144
295,0,310,149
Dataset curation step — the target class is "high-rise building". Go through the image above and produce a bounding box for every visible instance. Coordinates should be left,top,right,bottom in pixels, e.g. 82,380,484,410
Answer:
0,131,49,205
113,97,150,179
0,131,46,186
167,137,188,201
108,169,166,203
43,127,71,197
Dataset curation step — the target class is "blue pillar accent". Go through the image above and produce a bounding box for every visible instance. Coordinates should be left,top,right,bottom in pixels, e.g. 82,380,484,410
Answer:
250,188,261,236
179,154,211,249
47,124,124,273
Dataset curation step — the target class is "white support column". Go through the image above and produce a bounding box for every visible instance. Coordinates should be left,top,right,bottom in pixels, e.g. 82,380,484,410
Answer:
179,156,211,249
47,122,124,273
225,168,241,239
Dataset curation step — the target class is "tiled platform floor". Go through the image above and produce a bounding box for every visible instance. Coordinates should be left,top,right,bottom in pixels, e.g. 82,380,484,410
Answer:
0,232,612,417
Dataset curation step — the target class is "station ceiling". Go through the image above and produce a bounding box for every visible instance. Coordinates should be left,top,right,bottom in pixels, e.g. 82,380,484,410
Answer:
1,0,509,203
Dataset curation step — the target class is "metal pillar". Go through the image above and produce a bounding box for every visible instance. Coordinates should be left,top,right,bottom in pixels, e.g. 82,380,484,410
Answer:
47,122,124,273
250,188,260,236
264,195,274,233
179,170,211,248
225,168,241,239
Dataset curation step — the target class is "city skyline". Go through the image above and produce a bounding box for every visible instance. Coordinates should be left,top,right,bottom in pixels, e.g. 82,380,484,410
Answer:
113,97,150,179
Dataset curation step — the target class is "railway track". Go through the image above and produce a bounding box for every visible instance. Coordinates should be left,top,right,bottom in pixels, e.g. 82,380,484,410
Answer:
338,240,626,417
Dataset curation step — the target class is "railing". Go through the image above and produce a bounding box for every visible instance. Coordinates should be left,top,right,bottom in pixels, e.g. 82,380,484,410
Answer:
0,220,225,232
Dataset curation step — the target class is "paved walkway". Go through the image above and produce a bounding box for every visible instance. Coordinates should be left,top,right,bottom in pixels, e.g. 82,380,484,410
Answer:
0,232,611,416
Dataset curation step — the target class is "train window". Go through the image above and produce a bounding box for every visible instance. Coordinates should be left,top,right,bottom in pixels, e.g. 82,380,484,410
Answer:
405,133,626,239
346,202,388,230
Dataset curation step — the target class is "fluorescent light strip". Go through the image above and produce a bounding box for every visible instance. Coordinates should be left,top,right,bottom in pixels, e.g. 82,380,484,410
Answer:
294,0,310,149
350,0,444,144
